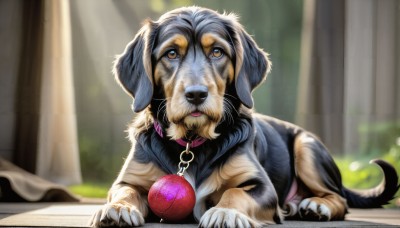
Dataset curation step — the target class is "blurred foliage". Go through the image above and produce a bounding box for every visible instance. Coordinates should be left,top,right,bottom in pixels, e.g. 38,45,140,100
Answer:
336,121,400,207
69,182,109,198
336,148,400,189
335,146,400,207
358,121,400,156
78,134,126,183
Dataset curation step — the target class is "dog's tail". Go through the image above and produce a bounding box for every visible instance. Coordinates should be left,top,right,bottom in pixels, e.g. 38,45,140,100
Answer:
342,159,399,208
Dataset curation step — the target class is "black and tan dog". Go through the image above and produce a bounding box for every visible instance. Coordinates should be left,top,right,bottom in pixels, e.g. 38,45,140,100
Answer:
90,6,399,227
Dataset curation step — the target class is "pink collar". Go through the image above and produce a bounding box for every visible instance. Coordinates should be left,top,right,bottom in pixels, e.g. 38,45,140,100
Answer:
153,121,207,148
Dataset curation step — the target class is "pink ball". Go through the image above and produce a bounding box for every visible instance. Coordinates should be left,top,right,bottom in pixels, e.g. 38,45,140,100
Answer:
148,174,196,222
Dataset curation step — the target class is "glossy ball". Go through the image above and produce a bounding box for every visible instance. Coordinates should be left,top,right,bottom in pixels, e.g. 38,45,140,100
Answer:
148,174,196,222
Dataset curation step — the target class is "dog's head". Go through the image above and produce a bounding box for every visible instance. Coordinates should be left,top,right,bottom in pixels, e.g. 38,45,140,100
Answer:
115,6,271,140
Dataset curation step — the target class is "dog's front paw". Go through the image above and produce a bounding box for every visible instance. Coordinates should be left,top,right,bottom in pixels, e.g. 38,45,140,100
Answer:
298,198,331,221
199,207,260,228
89,203,145,227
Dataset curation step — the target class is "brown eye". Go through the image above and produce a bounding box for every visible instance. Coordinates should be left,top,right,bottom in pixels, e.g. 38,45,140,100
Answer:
166,49,179,59
211,48,223,59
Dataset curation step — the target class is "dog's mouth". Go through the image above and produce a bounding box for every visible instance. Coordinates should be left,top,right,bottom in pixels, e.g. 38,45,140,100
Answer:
189,111,203,117
183,110,208,125
184,109,220,123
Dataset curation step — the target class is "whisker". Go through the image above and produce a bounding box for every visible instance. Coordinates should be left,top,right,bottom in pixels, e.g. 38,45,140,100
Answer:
223,98,236,125
152,98,166,101
156,99,167,122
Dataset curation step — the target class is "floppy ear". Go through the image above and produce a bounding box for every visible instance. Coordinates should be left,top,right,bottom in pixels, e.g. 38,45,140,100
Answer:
234,26,271,108
113,22,155,112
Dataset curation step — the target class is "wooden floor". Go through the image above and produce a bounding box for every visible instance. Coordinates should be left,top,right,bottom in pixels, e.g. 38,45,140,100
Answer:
0,203,399,227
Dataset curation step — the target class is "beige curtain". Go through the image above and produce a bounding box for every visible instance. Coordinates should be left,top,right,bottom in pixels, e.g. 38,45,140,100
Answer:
36,0,81,185
297,0,400,155
1,0,81,186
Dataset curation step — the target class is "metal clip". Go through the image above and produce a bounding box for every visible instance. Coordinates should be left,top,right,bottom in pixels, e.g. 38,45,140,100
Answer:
177,142,194,176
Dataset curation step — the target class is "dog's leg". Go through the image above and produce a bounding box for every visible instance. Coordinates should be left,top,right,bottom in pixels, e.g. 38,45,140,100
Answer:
198,154,282,228
89,184,147,227
89,157,165,227
200,188,280,228
294,132,347,221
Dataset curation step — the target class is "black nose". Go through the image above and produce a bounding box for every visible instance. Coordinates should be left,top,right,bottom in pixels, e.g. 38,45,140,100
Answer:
185,85,208,105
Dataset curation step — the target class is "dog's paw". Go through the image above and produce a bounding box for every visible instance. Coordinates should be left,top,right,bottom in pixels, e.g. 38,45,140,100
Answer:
298,198,331,221
199,207,260,228
89,203,145,227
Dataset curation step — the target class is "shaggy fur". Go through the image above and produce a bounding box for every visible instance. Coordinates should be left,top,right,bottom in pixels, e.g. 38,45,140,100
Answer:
90,6,399,227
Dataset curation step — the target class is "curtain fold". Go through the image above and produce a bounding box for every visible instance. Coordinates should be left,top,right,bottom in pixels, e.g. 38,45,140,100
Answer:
13,0,45,173
35,0,81,185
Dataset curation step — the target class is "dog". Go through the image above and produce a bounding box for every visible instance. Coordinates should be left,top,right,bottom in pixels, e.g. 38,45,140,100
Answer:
90,6,399,227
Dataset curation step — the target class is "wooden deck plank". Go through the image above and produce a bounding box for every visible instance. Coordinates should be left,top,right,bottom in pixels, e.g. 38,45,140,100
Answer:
0,203,97,227
346,208,400,226
0,203,99,215
0,203,399,227
0,214,89,227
